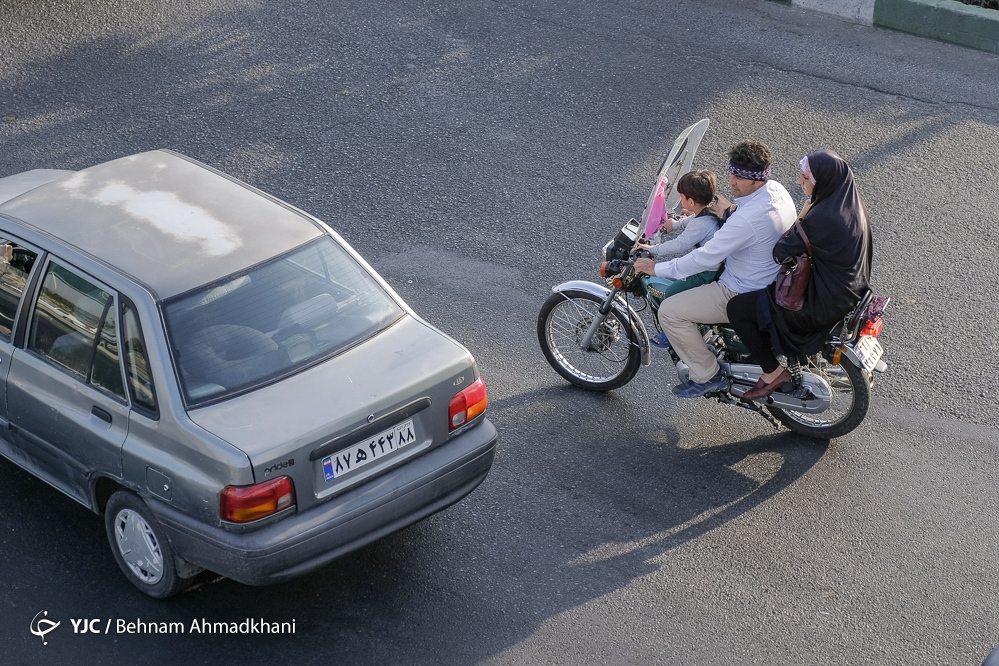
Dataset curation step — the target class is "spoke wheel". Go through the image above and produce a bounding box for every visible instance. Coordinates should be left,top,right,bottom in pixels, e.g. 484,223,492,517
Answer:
768,357,870,439
105,491,189,598
537,289,641,391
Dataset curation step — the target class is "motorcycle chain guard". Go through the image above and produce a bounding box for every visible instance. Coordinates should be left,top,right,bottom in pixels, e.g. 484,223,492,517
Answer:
674,360,833,414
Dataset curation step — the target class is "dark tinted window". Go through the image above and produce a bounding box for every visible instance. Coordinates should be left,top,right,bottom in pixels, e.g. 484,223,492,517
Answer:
92,303,126,400
164,237,403,405
27,261,127,401
122,301,157,413
0,240,38,340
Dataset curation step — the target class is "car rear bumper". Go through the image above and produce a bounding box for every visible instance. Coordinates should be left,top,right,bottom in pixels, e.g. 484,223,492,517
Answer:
149,418,497,586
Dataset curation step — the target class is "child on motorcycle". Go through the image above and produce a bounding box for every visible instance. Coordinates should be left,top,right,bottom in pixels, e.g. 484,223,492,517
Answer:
634,169,733,346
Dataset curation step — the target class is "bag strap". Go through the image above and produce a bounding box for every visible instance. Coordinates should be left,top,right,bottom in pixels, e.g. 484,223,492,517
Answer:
795,220,813,256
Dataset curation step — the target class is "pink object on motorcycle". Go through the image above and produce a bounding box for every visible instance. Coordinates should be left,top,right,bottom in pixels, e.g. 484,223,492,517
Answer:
644,176,668,238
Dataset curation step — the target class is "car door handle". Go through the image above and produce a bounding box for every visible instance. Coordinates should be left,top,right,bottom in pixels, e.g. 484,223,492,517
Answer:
91,406,112,424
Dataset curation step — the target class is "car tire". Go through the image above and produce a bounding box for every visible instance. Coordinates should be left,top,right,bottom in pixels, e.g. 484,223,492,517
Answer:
105,490,189,598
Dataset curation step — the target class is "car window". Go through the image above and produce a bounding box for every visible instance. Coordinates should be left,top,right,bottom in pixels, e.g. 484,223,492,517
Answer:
0,239,39,340
164,236,404,406
91,301,127,400
286,243,327,278
122,300,158,414
27,261,127,401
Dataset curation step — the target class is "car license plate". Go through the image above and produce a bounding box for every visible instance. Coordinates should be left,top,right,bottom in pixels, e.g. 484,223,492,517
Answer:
321,419,417,482
851,335,883,373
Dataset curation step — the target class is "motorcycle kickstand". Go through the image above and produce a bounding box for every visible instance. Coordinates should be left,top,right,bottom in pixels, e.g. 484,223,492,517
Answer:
713,391,782,430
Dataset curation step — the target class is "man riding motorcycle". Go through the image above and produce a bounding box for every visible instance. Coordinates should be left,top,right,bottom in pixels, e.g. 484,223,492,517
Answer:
633,140,797,398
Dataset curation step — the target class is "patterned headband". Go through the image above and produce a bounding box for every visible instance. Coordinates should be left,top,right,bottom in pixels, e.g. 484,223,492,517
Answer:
727,161,771,182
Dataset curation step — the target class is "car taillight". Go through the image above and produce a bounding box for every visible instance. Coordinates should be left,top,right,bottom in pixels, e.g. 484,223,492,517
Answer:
220,476,295,523
860,317,883,337
449,377,487,431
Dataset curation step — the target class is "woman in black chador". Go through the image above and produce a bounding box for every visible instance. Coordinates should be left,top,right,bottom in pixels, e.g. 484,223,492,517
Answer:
727,149,873,400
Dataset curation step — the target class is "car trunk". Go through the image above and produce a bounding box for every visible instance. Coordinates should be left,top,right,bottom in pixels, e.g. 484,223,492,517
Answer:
186,314,479,512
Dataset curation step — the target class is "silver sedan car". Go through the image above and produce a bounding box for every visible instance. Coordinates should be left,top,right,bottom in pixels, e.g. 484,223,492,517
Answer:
0,150,497,597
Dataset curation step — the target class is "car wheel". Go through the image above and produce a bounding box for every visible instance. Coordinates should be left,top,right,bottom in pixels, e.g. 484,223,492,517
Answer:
105,490,188,598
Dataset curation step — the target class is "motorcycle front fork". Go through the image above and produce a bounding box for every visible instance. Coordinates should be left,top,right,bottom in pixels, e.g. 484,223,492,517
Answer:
579,287,622,351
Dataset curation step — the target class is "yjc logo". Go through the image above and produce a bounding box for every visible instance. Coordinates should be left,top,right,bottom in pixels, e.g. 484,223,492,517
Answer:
30,610,60,645
70,618,103,633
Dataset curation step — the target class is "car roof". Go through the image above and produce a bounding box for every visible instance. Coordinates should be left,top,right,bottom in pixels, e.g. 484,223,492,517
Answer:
0,169,74,206
0,150,324,300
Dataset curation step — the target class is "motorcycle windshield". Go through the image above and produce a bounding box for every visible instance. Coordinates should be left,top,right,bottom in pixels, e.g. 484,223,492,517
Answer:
639,118,710,240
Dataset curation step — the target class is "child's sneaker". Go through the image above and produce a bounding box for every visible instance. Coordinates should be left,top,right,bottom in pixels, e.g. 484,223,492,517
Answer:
650,332,670,348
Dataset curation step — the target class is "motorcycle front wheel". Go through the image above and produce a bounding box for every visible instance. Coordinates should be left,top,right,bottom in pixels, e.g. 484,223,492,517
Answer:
767,357,870,439
537,289,642,391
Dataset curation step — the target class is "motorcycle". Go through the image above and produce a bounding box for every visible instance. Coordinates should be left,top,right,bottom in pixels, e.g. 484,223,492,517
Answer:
537,119,889,439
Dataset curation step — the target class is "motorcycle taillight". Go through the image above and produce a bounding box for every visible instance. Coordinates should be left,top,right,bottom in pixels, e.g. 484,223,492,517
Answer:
860,317,883,337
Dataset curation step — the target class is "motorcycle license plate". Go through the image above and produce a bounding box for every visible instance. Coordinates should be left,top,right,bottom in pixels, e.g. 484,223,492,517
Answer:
851,335,883,373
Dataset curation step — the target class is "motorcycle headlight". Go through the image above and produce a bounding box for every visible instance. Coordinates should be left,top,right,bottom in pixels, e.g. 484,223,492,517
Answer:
601,240,614,261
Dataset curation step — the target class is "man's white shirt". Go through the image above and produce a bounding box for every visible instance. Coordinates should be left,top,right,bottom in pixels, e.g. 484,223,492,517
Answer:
653,180,797,293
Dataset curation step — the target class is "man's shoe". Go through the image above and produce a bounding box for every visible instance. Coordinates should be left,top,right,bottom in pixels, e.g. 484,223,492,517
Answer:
672,369,730,398
650,332,670,348
743,367,793,401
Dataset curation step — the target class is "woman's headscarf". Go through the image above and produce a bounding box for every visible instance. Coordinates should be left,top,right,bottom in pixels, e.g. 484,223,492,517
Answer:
801,150,861,221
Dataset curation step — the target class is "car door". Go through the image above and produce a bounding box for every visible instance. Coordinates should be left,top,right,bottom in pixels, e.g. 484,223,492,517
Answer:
7,257,130,507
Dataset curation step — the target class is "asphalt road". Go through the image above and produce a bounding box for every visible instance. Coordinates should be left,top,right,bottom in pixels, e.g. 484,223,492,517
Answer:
1,1,998,664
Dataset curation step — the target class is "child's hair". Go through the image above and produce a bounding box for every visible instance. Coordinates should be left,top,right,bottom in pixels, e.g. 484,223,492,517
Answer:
676,170,716,206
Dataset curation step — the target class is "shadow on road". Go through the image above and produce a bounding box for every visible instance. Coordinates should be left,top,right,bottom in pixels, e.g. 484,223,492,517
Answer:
0,380,827,664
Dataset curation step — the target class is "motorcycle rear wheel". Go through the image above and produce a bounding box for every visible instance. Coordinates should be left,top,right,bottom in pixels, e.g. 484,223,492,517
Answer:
767,357,870,440
538,289,641,391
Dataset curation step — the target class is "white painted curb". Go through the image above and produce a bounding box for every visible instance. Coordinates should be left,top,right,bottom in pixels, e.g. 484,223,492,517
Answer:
791,0,876,25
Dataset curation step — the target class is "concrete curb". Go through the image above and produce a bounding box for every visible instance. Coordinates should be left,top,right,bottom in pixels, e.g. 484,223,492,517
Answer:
874,0,999,53
770,0,999,54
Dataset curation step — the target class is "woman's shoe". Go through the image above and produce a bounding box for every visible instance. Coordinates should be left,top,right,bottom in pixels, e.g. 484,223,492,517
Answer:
743,367,792,401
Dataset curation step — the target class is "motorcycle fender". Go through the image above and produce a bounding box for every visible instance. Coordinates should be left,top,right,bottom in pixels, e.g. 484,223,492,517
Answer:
551,281,651,366
839,344,863,369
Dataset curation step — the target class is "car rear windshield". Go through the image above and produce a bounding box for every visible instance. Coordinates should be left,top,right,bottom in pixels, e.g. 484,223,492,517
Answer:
164,236,404,406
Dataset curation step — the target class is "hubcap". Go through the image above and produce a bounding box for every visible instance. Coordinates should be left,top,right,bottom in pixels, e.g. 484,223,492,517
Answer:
113,509,164,585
